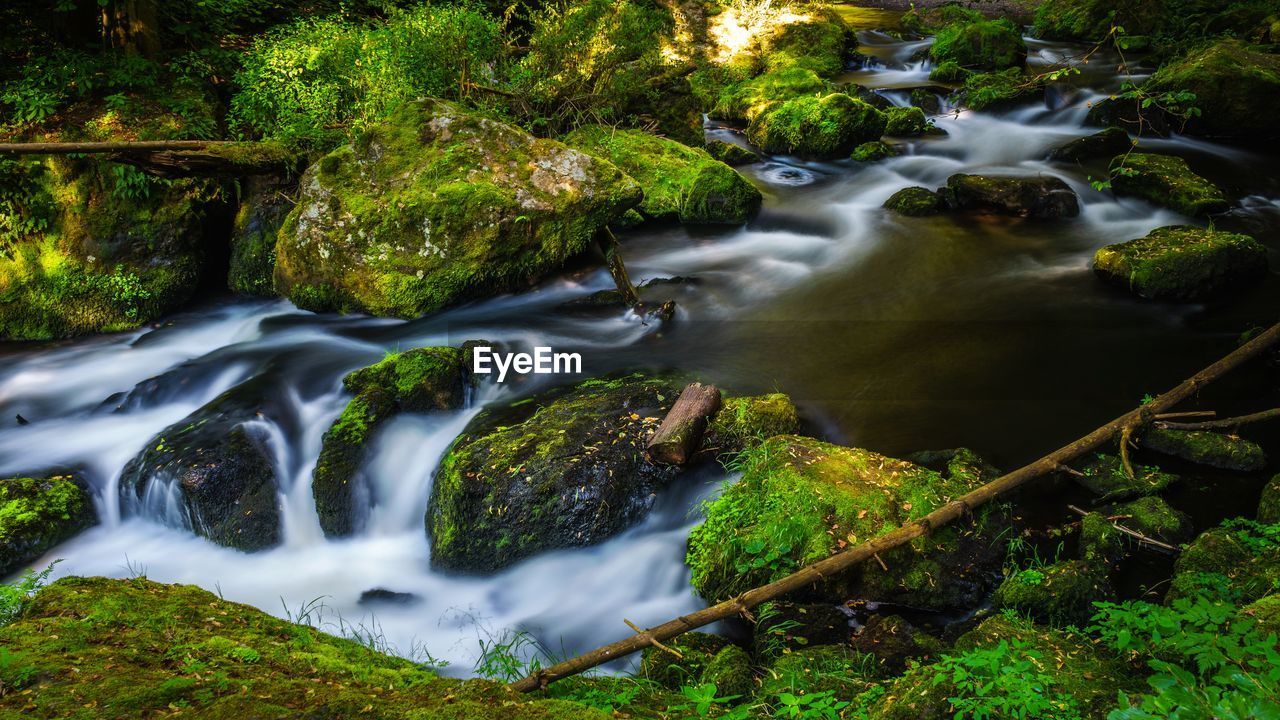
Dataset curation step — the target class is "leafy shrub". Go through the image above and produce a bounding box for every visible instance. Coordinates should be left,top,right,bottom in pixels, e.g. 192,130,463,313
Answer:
929,638,1086,719
0,562,58,626
0,160,54,255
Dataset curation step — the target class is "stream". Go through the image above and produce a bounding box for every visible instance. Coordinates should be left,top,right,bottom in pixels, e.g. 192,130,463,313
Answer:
2,20,1278,674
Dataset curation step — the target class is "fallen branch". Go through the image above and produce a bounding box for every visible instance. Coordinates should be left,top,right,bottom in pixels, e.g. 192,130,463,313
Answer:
510,319,1280,693
596,227,641,309
0,140,226,154
1155,407,1280,431
0,140,296,178
1067,504,1179,553
647,383,721,465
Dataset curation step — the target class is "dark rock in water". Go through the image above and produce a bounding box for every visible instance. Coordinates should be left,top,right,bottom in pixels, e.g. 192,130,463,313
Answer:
1093,225,1267,302
1080,496,1192,563
747,93,887,159
313,347,470,538
1049,127,1130,163
851,614,943,673
428,373,682,573
850,141,898,162
992,559,1113,627
0,474,97,577
228,174,295,297
1069,454,1177,502
1109,153,1228,217
358,588,421,606
120,378,282,552
883,106,928,137
845,83,894,111
1141,427,1266,472
558,277,698,313
1086,96,1173,136
883,186,945,216
753,601,851,661
943,173,1079,218
910,87,942,114
705,139,759,166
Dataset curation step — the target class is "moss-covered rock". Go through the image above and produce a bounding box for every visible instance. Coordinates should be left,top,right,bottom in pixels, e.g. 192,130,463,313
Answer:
929,16,1027,70
705,139,759,166
119,378,282,552
849,614,944,673
0,475,96,577
883,106,927,136
759,11,853,78
313,347,469,537
713,66,830,123
1080,495,1192,563
747,93,887,159
703,393,800,459
1070,453,1178,502
1242,594,1280,637
0,576,609,719
687,436,1004,610
1169,520,1280,603
1049,127,1132,163
1092,225,1268,302
753,601,852,661
993,560,1114,626
928,60,972,84
1109,153,1228,217
428,374,681,572
702,644,754,699
0,157,216,340
638,632,735,690
1033,0,1164,41
273,99,642,318
228,174,294,297
1141,427,1266,471
757,645,876,699
943,173,1080,218
1259,475,1280,524
851,141,898,162
563,126,761,225
884,186,944,216
961,68,1045,111
1143,40,1280,141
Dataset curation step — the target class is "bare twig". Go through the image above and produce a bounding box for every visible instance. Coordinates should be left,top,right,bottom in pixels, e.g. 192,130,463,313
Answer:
1156,407,1280,431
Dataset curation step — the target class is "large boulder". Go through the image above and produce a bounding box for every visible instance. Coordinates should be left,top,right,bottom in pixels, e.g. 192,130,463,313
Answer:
746,93,887,159
1050,127,1131,163
929,16,1027,70
1143,40,1280,141
686,437,1004,610
1109,153,1228,217
119,379,282,552
943,174,1080,218
884,186,945,216
1092,225,1268,302
1141,427,1266,472
427,374,681,572
1168,520,1280,603
562,126,761,225
1069,453,1177,502
273,99,642,318
313,347,470,537
1033,0,1164,41
0,474,96,577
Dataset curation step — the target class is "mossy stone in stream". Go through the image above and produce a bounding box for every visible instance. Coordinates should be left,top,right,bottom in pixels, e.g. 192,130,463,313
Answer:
759,11,853,78
703,393,800,458
883,106,928,136
1259,475,1280,524
1080,495,1192,563
746,93,887,159
0,475,96,577
313,347,469,537
273,99,641,318
961,68,1045,111
0,576,610,719
1070,453,1178,502
687,436,1005,610
1169,520,1280,603
1109,153,1228,217
1033,0,1163,41
929,16,1027,70
563,125,761,225
428,374,680,573
851,141,899,162
1050,127,1132,163
992,560,1114,627
1092,225,1268,302
1143,40,1280,141
713,66,830,123
228,174,294,297
884,186,944,216
928,60,972,84
944,173,1080,218
705,139,759,166
1141,427,1266,472
757,645,878,698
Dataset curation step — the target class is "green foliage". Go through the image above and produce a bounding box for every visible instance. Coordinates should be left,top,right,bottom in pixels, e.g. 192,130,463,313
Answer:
0,160,54,255
772,690,850,719
930,16,1026,70
230,4,503,148
0,562,57,626
930,639,1085,719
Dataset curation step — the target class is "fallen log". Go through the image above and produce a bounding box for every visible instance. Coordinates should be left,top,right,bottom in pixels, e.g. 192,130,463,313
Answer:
0,140,296,178
1155,407,1280,431
510,319,1280,693
596,227,641,308
646,383,722,465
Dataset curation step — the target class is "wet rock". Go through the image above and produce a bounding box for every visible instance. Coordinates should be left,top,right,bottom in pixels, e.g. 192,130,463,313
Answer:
687,436,1005,610
228,174,294,297
558,277,698,313
713,67,830,123
563,126,761,225
1110,153,1229,217
1033,0,1162,42
757,645,877,698
1080,495,1193,563
992,560,1114,626
929,15,1027,71
705,139,759,166
961,68,1045,111
1141,427,1266,472
313,347,470,537
428,374,681,573
845,84,894,111
1070,453,1178,502
883,106,928,136
928,60,972,84
747,93,887,159
1259,475,1280,524
1049,128,1131,163
274,99,641,318
358,588,420,606
639,632,743,691
943,173,1080,218
1169,520,1280,603
850,141,899,162
1092,225,1268,302
0,474,97,577
850,614,943,673
1143,40,1280,141
884,186,945,216
703,393,800,459
910,88,942,114
753,601,851,660
120,379,282,552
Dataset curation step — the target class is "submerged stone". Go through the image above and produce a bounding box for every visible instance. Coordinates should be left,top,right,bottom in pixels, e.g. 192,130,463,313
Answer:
884,186,944,216
563,126,761,225
274,99,641,318
1109,153,1228,217
992,559,1114,626
427,374,681,573
0,474,96,577
944,173,1080,218
747,93,887,159
1141,427,1266,472
313,347,470,537
1070,453,1178,502
1050,127,1131,163
1169,520,1280,603
1092,225,1268,302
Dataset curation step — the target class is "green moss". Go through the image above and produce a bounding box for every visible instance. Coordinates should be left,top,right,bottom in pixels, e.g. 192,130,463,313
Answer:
944,173,1080,218
747,93,887,159
702,644,755,699
883,186,943,216
961,68,1045,111
0,476,95,577
1241,594,1280,637
274,99,642,318
1141,427,1266,471
760,13,852,78
1050,127,1132,162
849,614,944,673
1143,39,1280,141
1092,225,1268,301
713,66,829,122
1079,496,1192,564
850,141,898,162
1071,453,1178,502
992,560,1113,626
0,576,608,719
705,140,758,166
687,436,1002,609
1259,475,1280,524
928,61,972,84
704,393,799,458
1109,153,1228,216
882,106,927,136
930,17,1026,70
758,645,877,699
563,125,761,225
638,632,732,689
1169,520,1280,603
228,176,293,297
1033,0,1164,41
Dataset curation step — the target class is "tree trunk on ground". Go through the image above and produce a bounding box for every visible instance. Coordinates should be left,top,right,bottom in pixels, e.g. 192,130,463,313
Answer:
647,383,722,465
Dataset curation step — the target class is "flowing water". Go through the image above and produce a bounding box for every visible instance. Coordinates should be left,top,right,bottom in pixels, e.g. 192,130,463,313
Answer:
2,20,1279,673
